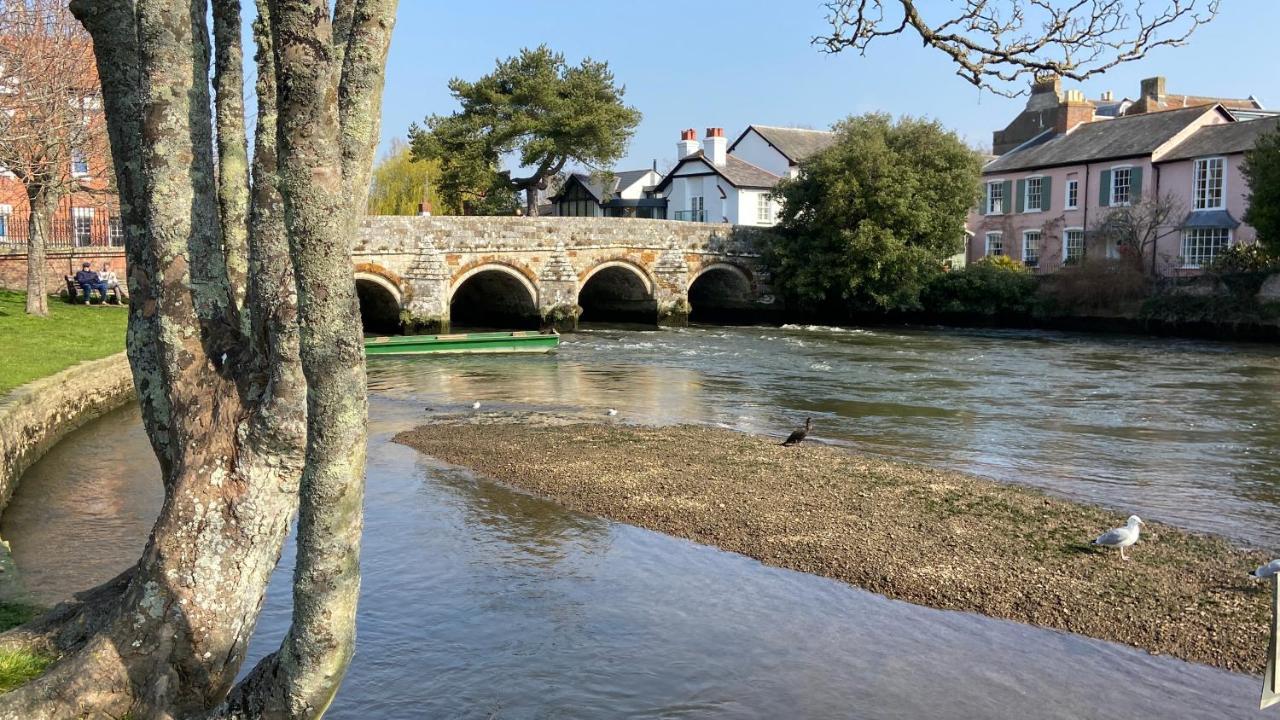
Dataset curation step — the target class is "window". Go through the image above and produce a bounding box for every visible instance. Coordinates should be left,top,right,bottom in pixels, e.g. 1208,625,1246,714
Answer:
757,193,772,224
1024,177,1043,212
690,195,704,222
1181,228,1231,268
1065,229,1085,264
1112,167,1132,206
985,232,1004,257
986,181,1004,214
0,204,10,244
109,216,124,246
72,207,93,247
1193,157,1225,211
1065,179,1079,210
1022,231,1041,267
71,148,89,177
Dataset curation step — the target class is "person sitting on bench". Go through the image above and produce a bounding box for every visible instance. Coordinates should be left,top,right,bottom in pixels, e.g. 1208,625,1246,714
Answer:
74,262,107,304
99,262,127,302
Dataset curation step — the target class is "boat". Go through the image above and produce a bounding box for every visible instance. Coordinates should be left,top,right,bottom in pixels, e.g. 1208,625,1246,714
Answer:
364,330,559,356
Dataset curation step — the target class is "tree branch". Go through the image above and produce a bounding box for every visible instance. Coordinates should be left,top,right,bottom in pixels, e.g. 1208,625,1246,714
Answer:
213,0,252,319
816,0,1221,96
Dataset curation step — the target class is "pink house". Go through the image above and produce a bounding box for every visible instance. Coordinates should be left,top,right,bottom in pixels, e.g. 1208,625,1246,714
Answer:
968,104,1249,274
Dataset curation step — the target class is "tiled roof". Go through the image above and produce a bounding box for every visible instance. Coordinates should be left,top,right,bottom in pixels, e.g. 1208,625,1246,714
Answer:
1159,115,1280,162
560,169,655,202
984,105,1223,174
1182,210,1240,229
1125,94,1263,116
735,125,836,163
655,151,782,191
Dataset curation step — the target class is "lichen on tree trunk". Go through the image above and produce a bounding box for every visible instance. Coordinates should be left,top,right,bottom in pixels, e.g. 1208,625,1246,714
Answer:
0,0,397,716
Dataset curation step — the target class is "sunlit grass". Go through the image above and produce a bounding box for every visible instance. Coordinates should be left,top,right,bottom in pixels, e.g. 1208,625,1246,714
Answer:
0,647,52,693
0,290,126,394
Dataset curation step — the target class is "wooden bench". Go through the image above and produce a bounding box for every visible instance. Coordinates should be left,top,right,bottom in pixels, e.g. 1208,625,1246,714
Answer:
63,275,123,304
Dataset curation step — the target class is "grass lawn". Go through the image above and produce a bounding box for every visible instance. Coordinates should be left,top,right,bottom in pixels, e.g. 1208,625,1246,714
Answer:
0,290,127,395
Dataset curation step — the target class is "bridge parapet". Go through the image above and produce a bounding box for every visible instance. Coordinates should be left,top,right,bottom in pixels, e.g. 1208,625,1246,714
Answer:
354,216,775,332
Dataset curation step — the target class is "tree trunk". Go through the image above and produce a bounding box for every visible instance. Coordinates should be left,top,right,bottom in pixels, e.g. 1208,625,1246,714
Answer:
212,0,251,317
0,0,394,714
23,187,52,316
525,186,539,217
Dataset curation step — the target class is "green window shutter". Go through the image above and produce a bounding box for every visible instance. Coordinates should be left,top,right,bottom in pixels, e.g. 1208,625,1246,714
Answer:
981,183,989,215
1001,180,1012,215
1016,179,1026,213
1099,170,1112,207
1130,167,1144,201
1040,176,1052,212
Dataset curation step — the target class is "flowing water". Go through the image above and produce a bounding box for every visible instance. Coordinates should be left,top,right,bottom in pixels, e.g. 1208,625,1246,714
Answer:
5,324,1278,718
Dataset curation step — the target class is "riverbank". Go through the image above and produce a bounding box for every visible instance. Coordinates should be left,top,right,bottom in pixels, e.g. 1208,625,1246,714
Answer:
0,290,127,394
397,418,1273,674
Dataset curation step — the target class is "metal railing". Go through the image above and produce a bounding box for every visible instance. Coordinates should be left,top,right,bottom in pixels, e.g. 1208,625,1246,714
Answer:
673,209,705,222
0,208,123,252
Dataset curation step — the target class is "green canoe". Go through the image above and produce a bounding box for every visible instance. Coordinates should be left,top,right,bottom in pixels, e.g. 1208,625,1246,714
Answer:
364,330,559,356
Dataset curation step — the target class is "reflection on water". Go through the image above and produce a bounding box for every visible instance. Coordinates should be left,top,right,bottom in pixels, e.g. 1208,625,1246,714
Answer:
4,324,1278,718
0,404,161,596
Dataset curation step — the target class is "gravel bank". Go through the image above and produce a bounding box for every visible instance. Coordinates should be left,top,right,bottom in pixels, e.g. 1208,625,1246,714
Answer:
396,419,1272,674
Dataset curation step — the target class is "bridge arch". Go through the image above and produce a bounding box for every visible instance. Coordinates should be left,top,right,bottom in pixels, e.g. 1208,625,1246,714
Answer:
449,262,540,330
354,267,405,335
577,259,658,325
688,262,756,325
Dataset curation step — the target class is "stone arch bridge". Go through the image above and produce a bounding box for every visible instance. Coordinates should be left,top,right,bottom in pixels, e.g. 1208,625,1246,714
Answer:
353,216,776,333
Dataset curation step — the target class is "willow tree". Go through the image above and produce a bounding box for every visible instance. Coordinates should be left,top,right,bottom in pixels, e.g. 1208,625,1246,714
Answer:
0,0,395,717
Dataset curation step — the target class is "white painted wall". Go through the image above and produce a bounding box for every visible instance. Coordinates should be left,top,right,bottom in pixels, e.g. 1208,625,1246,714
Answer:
616,169,663,200
728,129,792,178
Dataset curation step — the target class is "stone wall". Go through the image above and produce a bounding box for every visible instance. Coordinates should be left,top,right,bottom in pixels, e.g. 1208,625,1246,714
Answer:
0,353,135,511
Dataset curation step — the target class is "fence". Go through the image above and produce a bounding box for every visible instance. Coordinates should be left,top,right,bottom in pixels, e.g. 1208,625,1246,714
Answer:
0,207,123,252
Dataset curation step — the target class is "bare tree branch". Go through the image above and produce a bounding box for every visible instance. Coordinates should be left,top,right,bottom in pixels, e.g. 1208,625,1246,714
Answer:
816,0,1220,96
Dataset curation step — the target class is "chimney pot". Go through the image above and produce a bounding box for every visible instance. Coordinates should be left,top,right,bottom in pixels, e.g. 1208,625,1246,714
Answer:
677,128,701,160
703,127,727,166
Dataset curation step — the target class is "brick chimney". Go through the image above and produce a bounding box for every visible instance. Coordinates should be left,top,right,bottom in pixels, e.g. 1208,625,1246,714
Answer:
677,128,699,160
1055,89,1095,134
703,127,726,167
1140,76,1167,102
1026,74,1063,111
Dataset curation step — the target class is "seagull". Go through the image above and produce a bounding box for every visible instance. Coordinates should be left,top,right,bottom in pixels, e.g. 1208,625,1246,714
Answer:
471,401,482,410
606,408,618,416
1092,515,1145,561
781,418,813,447
1251,559,1280,579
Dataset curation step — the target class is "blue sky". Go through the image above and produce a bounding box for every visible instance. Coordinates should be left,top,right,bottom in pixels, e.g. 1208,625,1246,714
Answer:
377,1,1280,171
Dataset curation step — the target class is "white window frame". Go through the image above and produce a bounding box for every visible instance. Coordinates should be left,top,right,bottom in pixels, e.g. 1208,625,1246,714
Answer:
1022,230,1041,267
1180,227,1232,269
756,193,772,224
108,215,124,246
72,207,94,247
0,203,11,241
1111,165,1133,207
984,231,1004,257
1064,227,1086,265
1023,175,1044,213
690,194,705,222
1192,156,1226,212
1065,178,1079,210
986,180,1005,215
70,148,89,178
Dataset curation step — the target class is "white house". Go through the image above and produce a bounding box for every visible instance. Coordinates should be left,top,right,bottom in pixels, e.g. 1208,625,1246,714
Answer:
654,126,835,226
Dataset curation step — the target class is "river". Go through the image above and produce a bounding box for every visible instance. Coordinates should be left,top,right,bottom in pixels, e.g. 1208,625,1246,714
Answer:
4,324,1276,718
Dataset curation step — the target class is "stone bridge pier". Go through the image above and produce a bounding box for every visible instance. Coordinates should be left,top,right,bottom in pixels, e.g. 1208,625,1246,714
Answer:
352,216,776,333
